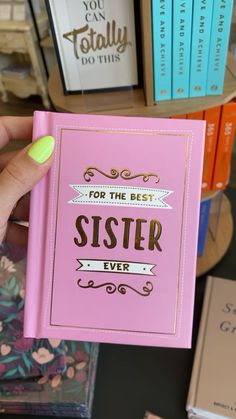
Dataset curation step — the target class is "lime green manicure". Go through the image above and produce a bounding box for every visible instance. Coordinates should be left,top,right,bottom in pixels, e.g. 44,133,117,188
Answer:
28,135,55,164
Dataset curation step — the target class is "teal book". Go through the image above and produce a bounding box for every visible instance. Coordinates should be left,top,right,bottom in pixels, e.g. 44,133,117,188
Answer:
172,0,193,99
189,0,214,98
152,0,172,101
206,0,233,96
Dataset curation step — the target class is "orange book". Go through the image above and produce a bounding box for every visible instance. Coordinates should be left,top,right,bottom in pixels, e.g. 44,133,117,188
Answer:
187,111,204,120
212,101,236,190
171,114,187,119
202,106,221,191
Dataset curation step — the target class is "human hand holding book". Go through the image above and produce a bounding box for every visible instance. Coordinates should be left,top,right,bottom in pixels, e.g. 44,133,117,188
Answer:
0,116,55,246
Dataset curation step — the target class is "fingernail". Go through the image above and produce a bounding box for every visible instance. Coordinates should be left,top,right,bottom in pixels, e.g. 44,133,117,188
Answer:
28,135,55,164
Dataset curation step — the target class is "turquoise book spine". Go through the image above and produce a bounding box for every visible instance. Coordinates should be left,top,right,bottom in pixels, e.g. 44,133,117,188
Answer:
206,0,234,95
172,0,193,99
189,0,214,98
152,0,172,101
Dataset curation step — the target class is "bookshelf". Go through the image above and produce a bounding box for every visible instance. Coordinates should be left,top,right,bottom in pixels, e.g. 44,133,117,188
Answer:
48,53,236,117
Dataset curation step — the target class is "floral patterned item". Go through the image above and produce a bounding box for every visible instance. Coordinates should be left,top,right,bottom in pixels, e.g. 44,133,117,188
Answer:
0,340,99,417
0,243,66,380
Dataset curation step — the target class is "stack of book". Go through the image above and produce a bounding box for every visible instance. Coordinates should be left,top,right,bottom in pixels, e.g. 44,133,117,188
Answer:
173,101,236,192
0,243,98,417
141,0,234,103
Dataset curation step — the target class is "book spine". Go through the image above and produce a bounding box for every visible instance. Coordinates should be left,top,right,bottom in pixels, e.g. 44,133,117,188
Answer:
140,0,154,106
206,0,234,95
186,276,214,412
212,102,236,190
189,0,214,98
197,198,211,256
172,0,193,99
202,106,221,190
187,111,204,120
152,0,172,101
24,111,52,338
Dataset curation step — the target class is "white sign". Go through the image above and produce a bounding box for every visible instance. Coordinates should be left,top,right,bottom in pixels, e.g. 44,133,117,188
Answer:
47,0,138,92
68,184,173,209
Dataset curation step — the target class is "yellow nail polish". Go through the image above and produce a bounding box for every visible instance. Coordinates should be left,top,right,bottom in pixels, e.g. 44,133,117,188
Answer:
28,136,55,164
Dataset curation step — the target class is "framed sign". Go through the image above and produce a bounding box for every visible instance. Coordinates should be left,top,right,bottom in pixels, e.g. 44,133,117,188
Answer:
46,0,139,94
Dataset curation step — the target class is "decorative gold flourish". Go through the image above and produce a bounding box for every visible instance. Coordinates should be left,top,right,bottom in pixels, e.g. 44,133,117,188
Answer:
120,169,160,183
84,167,119,182
84,167,160,183
77,279,153,297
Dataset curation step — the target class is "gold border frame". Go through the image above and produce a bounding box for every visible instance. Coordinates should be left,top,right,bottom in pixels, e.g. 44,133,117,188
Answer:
49,127,190,336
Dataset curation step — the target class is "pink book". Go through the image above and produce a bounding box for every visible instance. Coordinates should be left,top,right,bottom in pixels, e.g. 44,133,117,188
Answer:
24,111,205,348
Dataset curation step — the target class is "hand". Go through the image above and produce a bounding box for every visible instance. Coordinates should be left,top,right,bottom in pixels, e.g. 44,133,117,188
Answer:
0,116,54,247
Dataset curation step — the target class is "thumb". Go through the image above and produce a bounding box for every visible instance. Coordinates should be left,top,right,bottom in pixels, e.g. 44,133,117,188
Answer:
0,135,55,243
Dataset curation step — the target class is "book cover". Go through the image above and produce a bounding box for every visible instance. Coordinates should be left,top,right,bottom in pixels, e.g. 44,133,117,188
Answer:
202,106,221,191
186,276,236,418
206,0,234,96
0,340,99,417
212,101,236,190
152,0,172,101
140,0,154,106
189,0,214,98
24,111,205,348
172,0,193,99
0,243,66,380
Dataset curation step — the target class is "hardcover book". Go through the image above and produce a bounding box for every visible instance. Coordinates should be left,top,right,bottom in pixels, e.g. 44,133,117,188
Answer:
24,111,205,348
189,0,214,98
0,340,99,417
0,243,98,418
202,106,221,191
0,243,66,381
186,276,236,418
187,111,204,120
152,0,172,101
172,0,193,99
206,0,233,96
212,101,236,190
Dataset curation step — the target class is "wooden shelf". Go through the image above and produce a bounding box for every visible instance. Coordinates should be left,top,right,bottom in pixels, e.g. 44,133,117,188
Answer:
196,194,233,277
48,53,236,117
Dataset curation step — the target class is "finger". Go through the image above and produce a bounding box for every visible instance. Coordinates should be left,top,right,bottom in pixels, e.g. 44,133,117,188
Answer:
0,116,33,149
5,223,28,248
0,135,55,243
0,150,18,170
